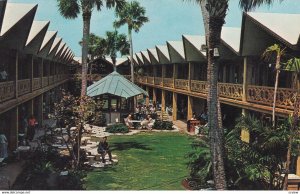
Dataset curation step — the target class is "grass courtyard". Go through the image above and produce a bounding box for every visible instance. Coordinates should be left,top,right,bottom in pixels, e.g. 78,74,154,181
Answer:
85,132,194,190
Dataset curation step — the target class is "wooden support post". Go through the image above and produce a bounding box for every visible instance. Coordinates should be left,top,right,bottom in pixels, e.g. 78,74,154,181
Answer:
162,64,166,86
173,64,178,88
188,63,194,92
241,108,250,143
41,58,44,78
172,92,177,121
161,90,166,119
187,96,193,120
28,99,34,116
153,88,157,104
30,55,34,92
242,57,248,102
146,87,150,106
15,51,19,98
10,107,19,150
297,156,300,176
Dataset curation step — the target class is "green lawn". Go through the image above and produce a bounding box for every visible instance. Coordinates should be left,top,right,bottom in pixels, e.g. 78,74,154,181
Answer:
85,132,194,190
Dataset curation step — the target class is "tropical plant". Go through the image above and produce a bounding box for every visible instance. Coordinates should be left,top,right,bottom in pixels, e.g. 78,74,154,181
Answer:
79,33,107,75
281,57,300,189
262,44,286,127
53,90,97,168
187,137,212,189
103,30,130,70
114,1,149,83
152,120,173,130
105,123,129,133
57,0,125,97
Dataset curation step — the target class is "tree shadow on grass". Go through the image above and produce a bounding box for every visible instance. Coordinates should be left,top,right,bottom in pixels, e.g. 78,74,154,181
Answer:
111,141,153,151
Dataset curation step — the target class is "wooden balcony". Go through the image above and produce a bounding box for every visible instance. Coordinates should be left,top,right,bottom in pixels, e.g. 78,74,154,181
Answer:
18,79,30,96
42,77,49,87
138,76,296,116
219,83,243,101
32,78,42,91
53,75,58,82
191,80,207,93
49,76,54,85
0,81,15,102
247,85,296,110
163,78,173,88
154,77,163,86
147,77,154,84
0,75,70,114
175,79,189,90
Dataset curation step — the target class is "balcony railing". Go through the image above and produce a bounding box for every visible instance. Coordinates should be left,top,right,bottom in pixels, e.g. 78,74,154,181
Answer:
0,74,69,104
247,85,296,109
49,76,54,85
42,77,49,87
18,79,31,96
175,79,189,90
137,76,297,111
147,77,154,84
154,77,163,86
218,83,243,100
53,75,58,82
191,80,207,93
0,81,15,102
32,78,41,91
163,78,173,88
141,76,147,83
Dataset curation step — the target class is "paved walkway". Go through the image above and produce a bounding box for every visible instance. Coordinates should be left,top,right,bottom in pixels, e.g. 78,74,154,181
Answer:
0,161,26,189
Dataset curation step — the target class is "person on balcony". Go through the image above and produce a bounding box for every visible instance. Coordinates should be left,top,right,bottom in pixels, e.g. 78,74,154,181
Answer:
0,65,8,82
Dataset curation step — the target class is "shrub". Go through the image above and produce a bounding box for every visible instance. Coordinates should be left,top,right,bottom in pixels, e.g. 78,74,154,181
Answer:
152,121,173,130
105,124,129,133
91,112,106,127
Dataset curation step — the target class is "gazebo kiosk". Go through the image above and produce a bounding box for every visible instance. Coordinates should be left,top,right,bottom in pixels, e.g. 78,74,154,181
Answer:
87,71,148,124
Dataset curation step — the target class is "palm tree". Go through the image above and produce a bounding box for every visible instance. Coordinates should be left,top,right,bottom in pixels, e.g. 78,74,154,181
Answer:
183,0,285,189
282,57,300,190
57,0,125,97
262,44,286,128
79,33,107,75
184,0,229,189
104,30,130,70
114,1,149,83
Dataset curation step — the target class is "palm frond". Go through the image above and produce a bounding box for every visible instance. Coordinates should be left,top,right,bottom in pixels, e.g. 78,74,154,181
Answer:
114,1,149,32
239,0,282,12
284,57,300,73
57,0,80,19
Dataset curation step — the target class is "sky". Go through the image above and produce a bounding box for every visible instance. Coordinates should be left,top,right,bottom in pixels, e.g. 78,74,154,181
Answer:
8,0,300,57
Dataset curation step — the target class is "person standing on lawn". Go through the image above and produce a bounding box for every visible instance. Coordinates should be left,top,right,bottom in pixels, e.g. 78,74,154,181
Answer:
97,136,113,163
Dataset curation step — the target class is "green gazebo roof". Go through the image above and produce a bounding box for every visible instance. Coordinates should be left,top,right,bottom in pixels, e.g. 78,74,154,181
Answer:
87,71,148,99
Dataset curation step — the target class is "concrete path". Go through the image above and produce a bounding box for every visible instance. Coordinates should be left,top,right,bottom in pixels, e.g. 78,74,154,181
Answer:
0,161,26,189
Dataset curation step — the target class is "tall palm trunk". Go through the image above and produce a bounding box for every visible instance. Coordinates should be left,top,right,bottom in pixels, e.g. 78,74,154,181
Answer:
207,16,227,190
128,28,137,110
272,55,281,127
78,11,91,167
128,28,134,82
81,11,91,97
